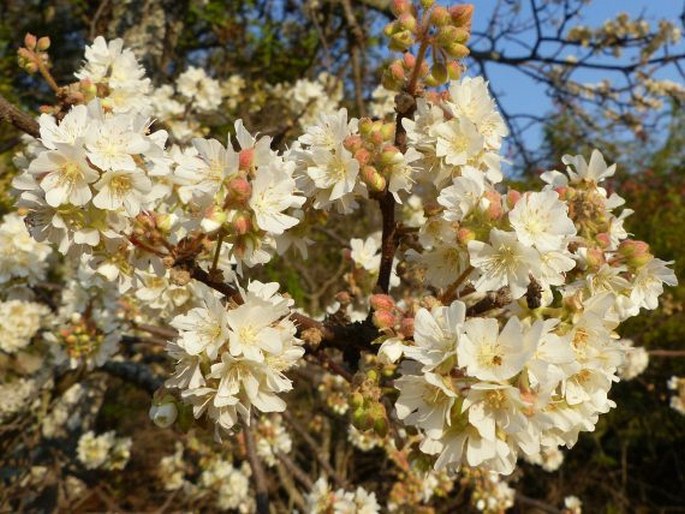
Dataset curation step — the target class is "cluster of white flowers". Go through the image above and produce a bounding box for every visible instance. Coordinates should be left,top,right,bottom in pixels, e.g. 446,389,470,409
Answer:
0,212,52,286
158,442,187,491
177,66,223,112
75,36,152,115
255,414,293,467
667,376,685,415
524,445,565,472
617,338,649,380
390,144,676,474
76,430,132,470
199,459,254,512
306,477,380,514
166,281,303,435
41,383,86,438
467,469,515,513
404,76,507,188
270,73,343,129
0,378,36,422
0,299,50,354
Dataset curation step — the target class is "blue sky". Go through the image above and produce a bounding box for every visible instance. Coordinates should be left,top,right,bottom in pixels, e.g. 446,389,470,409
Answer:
466,0,684,153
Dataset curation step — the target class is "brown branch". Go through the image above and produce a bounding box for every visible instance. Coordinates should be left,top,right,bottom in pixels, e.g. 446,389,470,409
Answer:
244,422,270,514
466,287,513,317
101,360,163,394
0,93,39,139
649,350,685,357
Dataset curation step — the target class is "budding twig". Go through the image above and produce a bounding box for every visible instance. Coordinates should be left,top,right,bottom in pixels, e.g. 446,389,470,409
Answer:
0,93,40,139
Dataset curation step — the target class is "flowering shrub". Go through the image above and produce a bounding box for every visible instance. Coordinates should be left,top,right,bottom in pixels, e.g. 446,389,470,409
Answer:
0,1,680,512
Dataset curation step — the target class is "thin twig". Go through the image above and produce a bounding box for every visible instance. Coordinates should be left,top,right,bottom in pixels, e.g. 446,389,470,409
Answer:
244,423,270,514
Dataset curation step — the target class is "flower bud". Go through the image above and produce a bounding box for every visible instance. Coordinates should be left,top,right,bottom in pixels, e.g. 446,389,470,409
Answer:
344,134,363,152
149,402,178,428
444,42,470,58
239,148,254,170
449,4,475,28
370,294,396,312
388,60,406,84
595,232,611,249
430,6,451,27
483,190,502,219
437,26,470,47
349,392,365,411
226,177,252,206
373,309,396,330
201,206,228,233
352,408,373,431
24,33,37,51
420,0,435,9
389,30,414,52
618,239,652,267
359,118,375,137
379,145,402,168
380,122,395,142
232,212,252,235
361,165,387,192
397,13,418,33
37,36,51,52
354,148,372,166
391,0,411,16
402,53,416,69
506,189,522,208
383,21,400,38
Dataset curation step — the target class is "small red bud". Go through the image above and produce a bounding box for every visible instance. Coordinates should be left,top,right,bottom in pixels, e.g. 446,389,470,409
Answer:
373,309,396,330
239,148,254,170
24,33,37,51
370,294,396,312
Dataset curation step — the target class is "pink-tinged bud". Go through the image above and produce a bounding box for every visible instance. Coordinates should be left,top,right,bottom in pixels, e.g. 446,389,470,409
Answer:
400,317,415,338
457,227,475,245
402,53,416,69
446,61,463,80
391,0,411,16
344,134,363,152
232,212,252,235
586,247,605,268
361,165,387,192
389,30,413,52
373,309,396,330
595,232,611,249
484,190,502,219
24,33,37,51
382,69,402,92
618,239,652,267
397,13,418,33
430,6,451,27
354,148,371,166
227,177,252,205
444,42,470,59
506,189,522,209
239,148,254,170
370,294,396,311
37,36,51,52
449,4,475,28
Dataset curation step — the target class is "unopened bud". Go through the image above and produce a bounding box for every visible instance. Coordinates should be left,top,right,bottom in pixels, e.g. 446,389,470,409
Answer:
595,232,611,249
359,118,375,137
373,309,396,330
24,33,37,51
379,146,402,168
444,42,470,59
391,0,411,16
449,4,475,28
354,148,371,166
149,401,178,428
437,26,469,47
349,392,364,411
37,36,51,52
430,6,451,27
201,206,228,233
344,134,363,152
618,239,652,267
506,189,522,208
353,408,373,431
361,165,387,192
420,0,435,9
239,148,254,170
397,13,418,33
483,190,502,219
370,294,396,311
389,30,414,52
388,61,406,83
227,177,252,205
232,212,252,235
380,122,395,141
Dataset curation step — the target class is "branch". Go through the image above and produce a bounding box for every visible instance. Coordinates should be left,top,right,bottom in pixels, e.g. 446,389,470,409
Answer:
0,93,39,139
101,360,163,394
244,423,270,514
